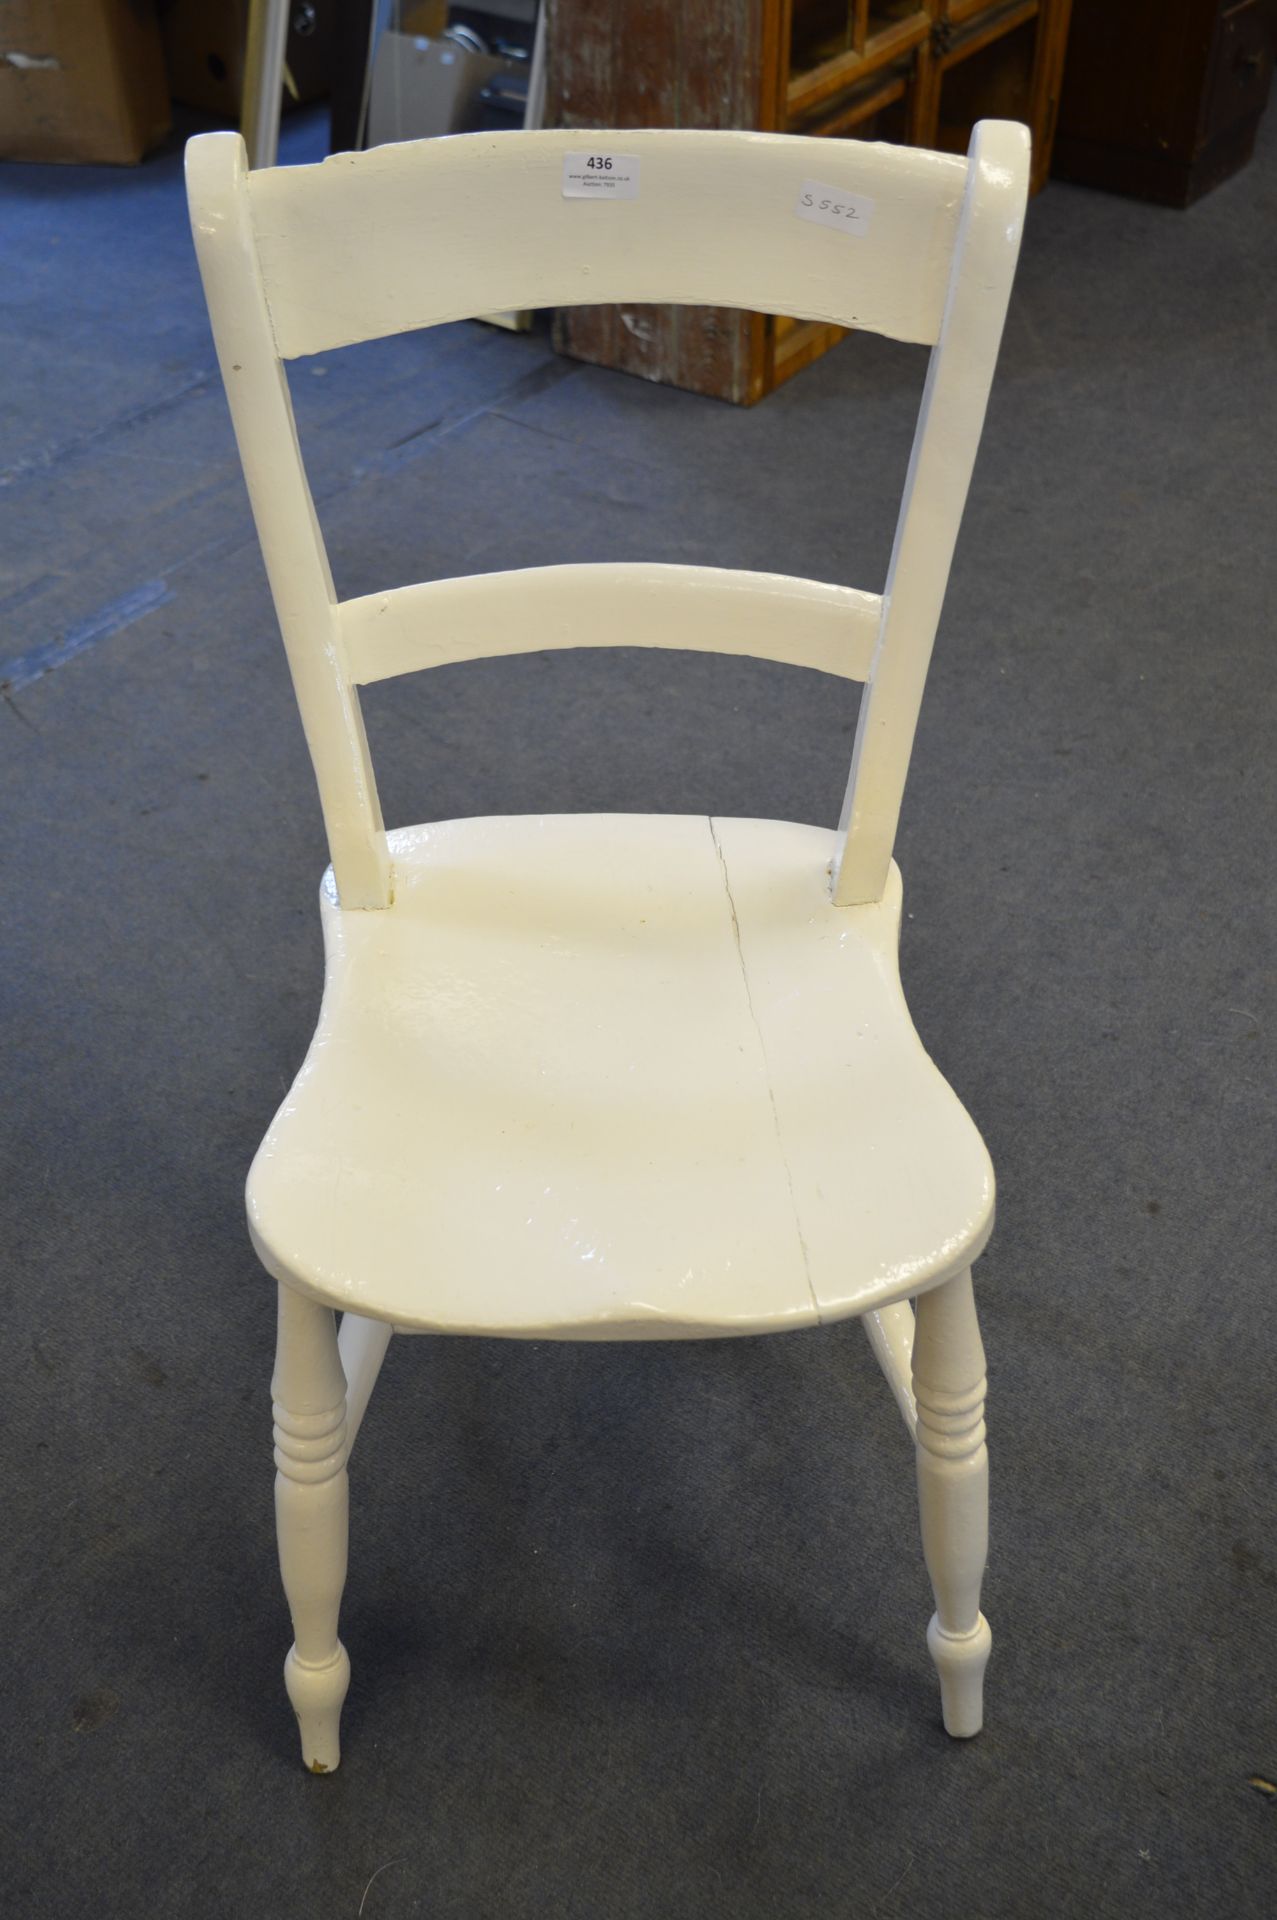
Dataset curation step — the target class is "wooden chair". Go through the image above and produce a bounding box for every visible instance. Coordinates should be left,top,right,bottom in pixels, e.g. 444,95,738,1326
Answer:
186,121,1029,1772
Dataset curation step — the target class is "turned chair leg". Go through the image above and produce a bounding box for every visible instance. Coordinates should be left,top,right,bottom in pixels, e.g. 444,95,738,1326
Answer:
912,1268,992,1737
273,1283,350,1772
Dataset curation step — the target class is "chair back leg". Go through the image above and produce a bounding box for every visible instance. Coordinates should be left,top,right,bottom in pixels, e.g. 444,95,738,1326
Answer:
338,1312,394,1456
863,1301,918,1433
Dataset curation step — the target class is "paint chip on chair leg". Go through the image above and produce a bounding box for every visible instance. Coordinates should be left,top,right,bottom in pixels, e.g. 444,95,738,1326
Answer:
309,1759,331,1774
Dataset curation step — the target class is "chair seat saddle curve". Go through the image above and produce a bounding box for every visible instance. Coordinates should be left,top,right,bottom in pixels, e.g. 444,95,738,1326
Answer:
248,815,994,1339
187,119,1030,1773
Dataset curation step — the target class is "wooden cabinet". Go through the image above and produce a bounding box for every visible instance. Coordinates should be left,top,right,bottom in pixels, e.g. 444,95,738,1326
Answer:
546,0,1071,401
1051,0,1276,207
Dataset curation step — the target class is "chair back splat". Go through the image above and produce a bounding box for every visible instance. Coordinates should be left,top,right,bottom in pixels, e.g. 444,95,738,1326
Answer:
187,125,1027,911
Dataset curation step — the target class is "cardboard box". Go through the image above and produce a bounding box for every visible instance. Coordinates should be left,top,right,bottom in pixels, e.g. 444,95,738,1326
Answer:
159,0,334,119
368,31,517,143
0,0,171,164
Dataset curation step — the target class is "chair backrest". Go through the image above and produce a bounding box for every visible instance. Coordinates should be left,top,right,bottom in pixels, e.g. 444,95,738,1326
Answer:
186,124,1028,911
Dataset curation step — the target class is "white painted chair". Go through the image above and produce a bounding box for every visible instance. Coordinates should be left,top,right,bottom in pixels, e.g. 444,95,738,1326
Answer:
187,121,1029,1772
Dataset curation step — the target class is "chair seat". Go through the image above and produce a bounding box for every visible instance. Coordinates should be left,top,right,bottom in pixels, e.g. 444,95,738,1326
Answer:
247,815,994,1338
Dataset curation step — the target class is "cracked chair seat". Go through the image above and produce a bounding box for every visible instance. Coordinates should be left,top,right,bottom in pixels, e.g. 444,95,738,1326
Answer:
248,812,994,1339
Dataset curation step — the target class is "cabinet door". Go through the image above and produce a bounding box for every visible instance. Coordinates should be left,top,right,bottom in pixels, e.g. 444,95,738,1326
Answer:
1204,1,1275,145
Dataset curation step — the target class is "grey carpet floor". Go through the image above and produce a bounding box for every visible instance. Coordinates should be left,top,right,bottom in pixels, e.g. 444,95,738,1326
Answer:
2,103,1275,1919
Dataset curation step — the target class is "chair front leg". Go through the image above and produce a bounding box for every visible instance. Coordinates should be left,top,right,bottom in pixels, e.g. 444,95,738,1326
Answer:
912,1267,992,1737
273,1282,351,1771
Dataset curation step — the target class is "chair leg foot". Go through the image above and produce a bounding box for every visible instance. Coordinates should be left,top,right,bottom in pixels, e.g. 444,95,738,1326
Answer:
912,1269,991,1739
926,1611,991,1738
284,1643,351,1773
273,1283,351,1773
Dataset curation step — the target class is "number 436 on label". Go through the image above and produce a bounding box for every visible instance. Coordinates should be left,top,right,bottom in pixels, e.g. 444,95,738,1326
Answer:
562,153,641,199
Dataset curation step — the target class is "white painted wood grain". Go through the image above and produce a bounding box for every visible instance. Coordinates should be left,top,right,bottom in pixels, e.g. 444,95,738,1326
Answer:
186,125,1026,1763
273,1284,351,1771
247,816,993,1338
913,1270,992,1737
186,132,391,908
340,564,882,684
187,123,1028,911
864,1300,918,1433
833,120,1030,904
245,128,967,361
